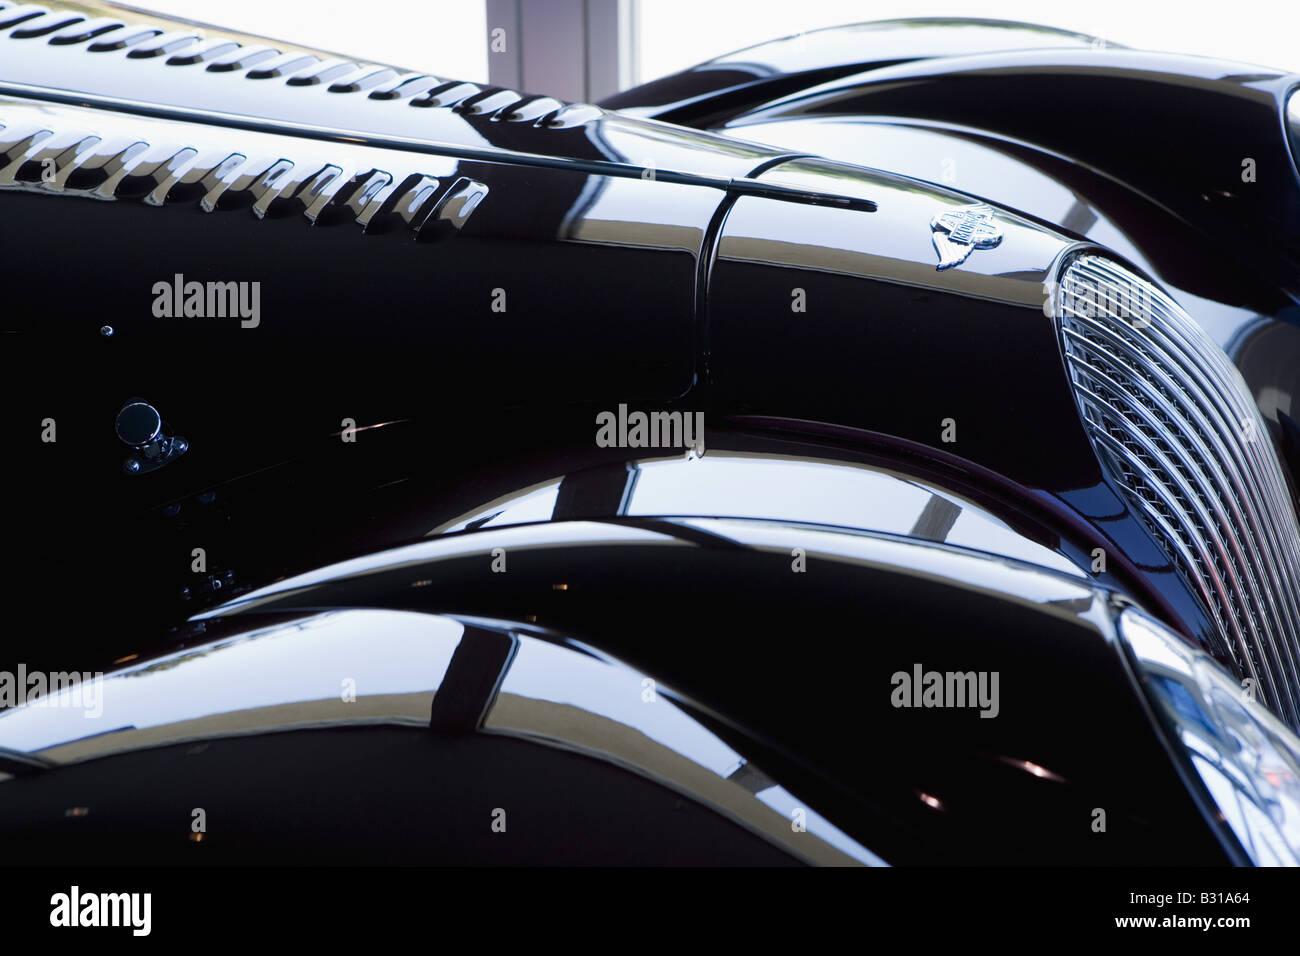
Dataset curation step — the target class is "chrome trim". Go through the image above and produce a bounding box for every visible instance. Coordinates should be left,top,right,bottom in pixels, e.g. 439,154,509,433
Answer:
0,97,488,237
930,201,1003,270
0,80,873,208
0,4,573,129
1056,253,1300,728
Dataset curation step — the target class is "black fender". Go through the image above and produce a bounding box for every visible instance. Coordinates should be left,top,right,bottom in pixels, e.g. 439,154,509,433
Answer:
722,49,1300,297
600,17,1107,126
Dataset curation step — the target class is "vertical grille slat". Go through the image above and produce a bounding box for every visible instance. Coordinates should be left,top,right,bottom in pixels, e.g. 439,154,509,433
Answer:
1062,322,1300,687
1057,254,1300,728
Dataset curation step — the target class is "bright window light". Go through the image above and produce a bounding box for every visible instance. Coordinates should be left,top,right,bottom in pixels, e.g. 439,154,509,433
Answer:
636,1,1300,83
124,0,489,82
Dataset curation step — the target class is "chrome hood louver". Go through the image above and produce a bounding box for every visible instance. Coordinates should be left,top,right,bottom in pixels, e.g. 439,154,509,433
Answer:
0,1,571,123
0,95,491,236
1056,253,1300,728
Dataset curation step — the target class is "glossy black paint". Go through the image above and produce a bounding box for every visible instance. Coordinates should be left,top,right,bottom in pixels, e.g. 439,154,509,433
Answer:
632,39,1300,471
2,7,1297,864
730,52,1300,289
615,26,1300,473
0,11,1259,679
0,527,1233,865
2,724,809,865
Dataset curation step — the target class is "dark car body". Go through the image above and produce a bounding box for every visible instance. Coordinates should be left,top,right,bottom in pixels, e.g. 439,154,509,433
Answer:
2,7,1299,864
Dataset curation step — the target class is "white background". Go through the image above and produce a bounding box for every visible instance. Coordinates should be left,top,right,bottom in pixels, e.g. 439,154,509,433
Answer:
130,0,490,81
636,1,1300,80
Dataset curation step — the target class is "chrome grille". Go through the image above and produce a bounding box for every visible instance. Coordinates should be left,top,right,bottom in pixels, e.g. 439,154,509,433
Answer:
1056,254,1300,728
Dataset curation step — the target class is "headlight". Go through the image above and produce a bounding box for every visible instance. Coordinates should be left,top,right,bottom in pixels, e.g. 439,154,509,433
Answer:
1119,607,1300,865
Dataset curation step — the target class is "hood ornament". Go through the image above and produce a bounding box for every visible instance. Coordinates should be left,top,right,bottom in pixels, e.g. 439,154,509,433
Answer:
931,203,1003,270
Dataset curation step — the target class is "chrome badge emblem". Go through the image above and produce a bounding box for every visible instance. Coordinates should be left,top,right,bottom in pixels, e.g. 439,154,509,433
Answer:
930,203,1003,270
